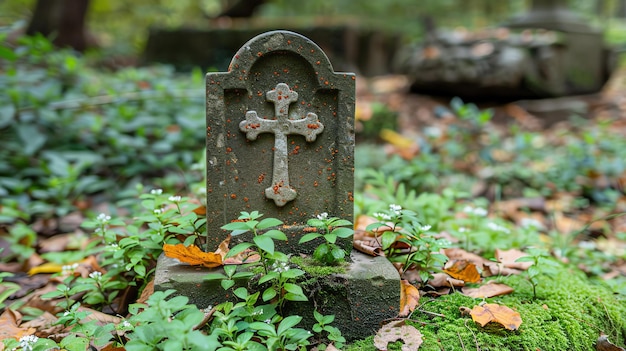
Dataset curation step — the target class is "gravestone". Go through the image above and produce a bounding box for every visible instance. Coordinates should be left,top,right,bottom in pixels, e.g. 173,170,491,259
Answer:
205,30,355,254
155,30,400,341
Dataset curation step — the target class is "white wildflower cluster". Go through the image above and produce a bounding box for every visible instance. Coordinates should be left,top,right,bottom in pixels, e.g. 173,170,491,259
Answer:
389,204,402,215
372,212,391,221
19,335,39,351
486,222,510,233
316,212,328,220
520,218,543,230
150,189,163,195
168,195,182,202
459,227,469,233
153,208,164,215
88,271,103,280
463,206,487,217
96,213,111,224
420,224,432,232
107,243,120,251
117,320,133,331
271,261,290,273
62,263,79,273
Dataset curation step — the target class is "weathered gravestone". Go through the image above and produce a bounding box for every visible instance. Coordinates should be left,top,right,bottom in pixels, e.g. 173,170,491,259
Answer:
155,30,400,341
205,30,354,254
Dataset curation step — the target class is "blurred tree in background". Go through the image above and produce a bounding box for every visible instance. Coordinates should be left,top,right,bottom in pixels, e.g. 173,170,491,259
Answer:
0,0,624,59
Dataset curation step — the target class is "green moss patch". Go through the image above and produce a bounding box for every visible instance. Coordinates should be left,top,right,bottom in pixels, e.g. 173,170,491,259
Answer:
347,265,626,350
290,256,348,277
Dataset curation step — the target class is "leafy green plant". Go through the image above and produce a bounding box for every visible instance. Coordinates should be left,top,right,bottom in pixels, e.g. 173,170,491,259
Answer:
219,211,308,309
125,290,218,351
312,310,346,350
299,212,353,265
367,204,450,281
515,247,562,299
0,271,19,309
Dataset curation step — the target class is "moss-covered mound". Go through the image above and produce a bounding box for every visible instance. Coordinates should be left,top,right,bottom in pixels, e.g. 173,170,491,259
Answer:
348,265,626,350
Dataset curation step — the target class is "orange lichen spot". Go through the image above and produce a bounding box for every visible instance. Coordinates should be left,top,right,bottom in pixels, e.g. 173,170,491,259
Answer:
225,160,231,166
307,123,319,129
283,68,289,73
235,54,240,59
324,81,329,85
316,60,321,65
348,192,354,201
313,180,319,187
287,40,292,44
234,176,239,181
230,193,237,199
257,52,263,57
310,49,315,53
226,147,233,153
243,197,249,202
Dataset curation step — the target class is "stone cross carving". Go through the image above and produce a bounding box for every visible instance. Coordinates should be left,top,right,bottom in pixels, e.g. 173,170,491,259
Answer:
239,83,324,206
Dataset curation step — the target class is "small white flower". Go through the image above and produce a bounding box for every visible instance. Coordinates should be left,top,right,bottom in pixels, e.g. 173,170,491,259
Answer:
317,212,328,220
473,207,488,217
19,335,38,351
121,320,132,329
520,218,543,230
168,195,182,202
373,212,391,221
63,311,70,316
153,209,162,215
487,222,510,233
264,319,272,324
389,204,402,214
150,189,163,195
459,227,468,233
420,225,432,231
97,213,111,223
89,271,102,279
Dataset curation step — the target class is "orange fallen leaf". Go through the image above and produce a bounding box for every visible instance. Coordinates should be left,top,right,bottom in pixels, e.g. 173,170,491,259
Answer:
399,280,420,317
0,309,35,341
163,244,223,268
470,303,522,331
443,260,481,283
461,281,514,298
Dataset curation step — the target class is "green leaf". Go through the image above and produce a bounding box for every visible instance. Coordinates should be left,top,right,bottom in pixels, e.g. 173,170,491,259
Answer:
221,221,250,232
262,288,277,302
253,235,274,255
226,242,255,258
277,315,302,336
280,268,305,279
203,273,227,281
263,229,287,241
233,287,248,300
307,218,325,227
381,231,397,250
257,218,283,230
298,233,322,244
330,219,353,227
325,233,337,244
332,227,354,238
283,283,304,296
515,256,536,263
221,279,235,290
331,246,345,260
258,271,279,284
249,322,277,337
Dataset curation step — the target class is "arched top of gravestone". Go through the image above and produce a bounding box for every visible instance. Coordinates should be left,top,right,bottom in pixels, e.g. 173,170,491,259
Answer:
212,30,351,90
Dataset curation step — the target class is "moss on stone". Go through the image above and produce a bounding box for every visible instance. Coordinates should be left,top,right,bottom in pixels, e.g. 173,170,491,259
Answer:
290,256,348,277
346,265,626,351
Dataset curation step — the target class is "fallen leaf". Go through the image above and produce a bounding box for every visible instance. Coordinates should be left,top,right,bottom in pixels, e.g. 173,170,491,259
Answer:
470,303,522,331
399,280,420,317
137,279,154,304
443,260,481,283
461,281,514,298
374,321,423,351
0,309,35,341
163,244,222,268
428,273,465,288
494,248,532,270
596,333,626,351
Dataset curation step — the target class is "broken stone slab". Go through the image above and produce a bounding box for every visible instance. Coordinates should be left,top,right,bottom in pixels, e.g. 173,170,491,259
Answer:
154,250,400,341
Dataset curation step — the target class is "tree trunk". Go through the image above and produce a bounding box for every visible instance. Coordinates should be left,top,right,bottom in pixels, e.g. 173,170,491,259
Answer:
26,0,91,52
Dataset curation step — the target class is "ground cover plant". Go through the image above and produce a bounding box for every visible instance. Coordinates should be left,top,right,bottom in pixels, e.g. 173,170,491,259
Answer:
2,34,626,350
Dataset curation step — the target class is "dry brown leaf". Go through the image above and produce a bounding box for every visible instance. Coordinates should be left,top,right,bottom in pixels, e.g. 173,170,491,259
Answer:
596,334,626,351
443,260,481,283
470,303,522,331
399,280,420,317
443,248,491,268
163,244,223,268
494,248,532,270
137,279,154,304
374,321,423,351
20,312,61,338
428,273,465,288
0,309,35,341
461,281,514,298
